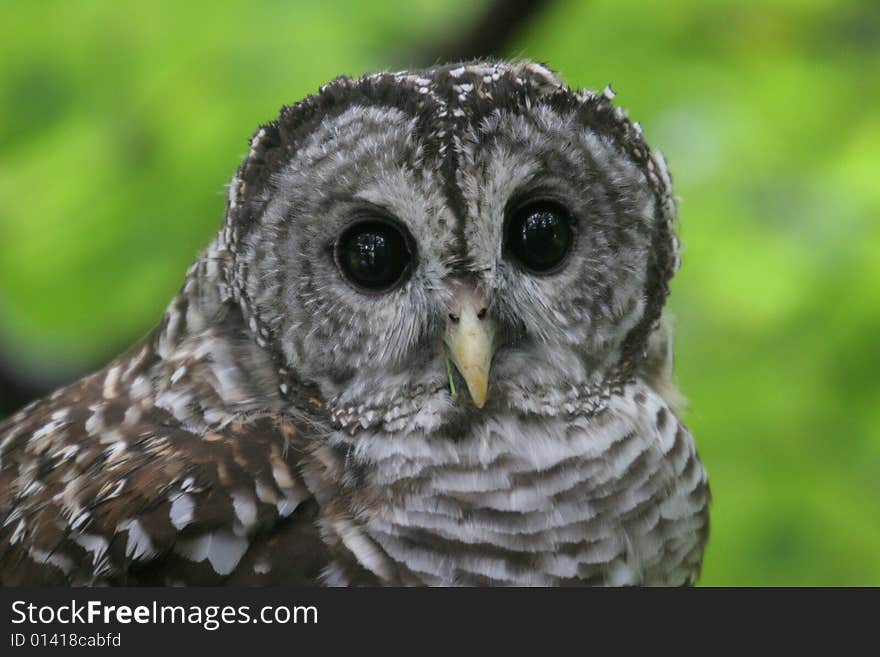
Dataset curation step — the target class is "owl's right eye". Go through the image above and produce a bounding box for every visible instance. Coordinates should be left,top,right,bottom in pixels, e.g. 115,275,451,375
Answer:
335,220,413,293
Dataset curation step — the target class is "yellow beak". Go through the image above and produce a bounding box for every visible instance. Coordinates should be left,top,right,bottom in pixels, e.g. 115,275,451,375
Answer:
443,291,496,409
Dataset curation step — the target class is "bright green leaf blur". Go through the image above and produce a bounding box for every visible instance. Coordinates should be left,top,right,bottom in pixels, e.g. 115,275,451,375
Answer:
1,0,878,585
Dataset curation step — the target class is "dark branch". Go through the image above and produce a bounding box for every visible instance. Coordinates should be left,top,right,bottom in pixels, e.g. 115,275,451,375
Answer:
400,0,557,68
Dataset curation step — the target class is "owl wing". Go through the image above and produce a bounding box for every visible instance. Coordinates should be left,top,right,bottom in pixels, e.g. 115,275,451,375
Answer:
0,365,330,586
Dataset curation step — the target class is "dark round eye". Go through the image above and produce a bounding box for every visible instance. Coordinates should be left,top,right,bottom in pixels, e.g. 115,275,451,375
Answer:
336,220,413,292
505,201,573,274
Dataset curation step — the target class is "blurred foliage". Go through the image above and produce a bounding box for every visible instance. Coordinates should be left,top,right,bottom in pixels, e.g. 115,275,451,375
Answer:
1,0,879,585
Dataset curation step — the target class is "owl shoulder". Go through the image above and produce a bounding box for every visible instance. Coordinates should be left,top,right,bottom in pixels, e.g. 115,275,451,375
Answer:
0,359,324,585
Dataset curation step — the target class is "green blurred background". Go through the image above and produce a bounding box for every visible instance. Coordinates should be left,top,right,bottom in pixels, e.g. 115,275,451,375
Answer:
1,0,878,585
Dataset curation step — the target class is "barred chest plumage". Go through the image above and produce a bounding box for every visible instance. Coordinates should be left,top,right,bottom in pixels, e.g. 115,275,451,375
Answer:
318,381,709,586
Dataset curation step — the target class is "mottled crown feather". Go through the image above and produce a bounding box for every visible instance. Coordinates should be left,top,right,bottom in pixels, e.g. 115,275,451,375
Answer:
221,60,679,368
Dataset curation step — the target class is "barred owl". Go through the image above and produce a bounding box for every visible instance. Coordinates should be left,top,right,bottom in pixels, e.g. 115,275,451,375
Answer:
0,61,709,586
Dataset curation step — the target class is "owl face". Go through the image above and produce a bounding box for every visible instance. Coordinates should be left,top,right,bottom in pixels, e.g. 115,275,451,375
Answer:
225,62,677,426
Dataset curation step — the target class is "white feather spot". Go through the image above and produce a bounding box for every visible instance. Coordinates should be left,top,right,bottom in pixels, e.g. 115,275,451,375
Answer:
29,548,74,574
10,519,25,544
231,490,258,534
32,419,66,442
171,366,187,384
74,533,110,565
118,519,157,561
123,405,142,426
169,493,196,530
85,406,106,434
271,463,295,489
103,366,122,399
175,530,249,576
276,497,302,518
254,479,279,505
129,375,151,400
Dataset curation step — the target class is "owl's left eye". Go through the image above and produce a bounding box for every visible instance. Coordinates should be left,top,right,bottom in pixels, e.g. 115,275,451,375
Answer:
335,220,413,293
504,201,573,274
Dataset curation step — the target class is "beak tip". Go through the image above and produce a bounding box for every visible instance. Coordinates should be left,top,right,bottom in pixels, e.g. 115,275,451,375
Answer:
463,375,489,410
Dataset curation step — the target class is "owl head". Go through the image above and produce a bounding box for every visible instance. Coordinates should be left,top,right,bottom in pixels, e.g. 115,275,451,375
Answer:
217,61,678,433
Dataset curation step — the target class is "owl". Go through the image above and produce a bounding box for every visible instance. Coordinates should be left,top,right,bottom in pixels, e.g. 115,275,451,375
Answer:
0,61,709,586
